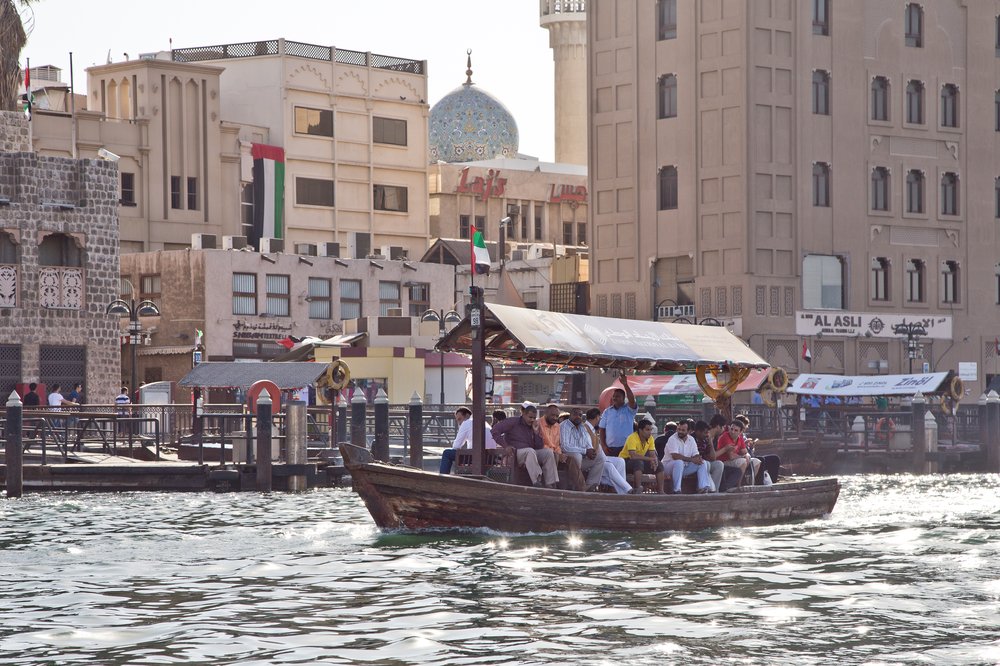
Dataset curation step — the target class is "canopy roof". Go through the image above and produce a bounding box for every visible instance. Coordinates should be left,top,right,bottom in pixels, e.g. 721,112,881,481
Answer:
178,362,326,389
437,303,768,372
787,372,950,397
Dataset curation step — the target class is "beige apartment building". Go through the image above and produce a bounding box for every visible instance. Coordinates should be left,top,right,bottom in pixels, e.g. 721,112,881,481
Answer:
588,0,1000,394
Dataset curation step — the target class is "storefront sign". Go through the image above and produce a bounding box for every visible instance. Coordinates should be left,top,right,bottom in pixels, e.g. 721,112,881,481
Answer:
232,319,293,340
548,184,588,204
455,168,507,201
795,311,952,339
958,362,978,382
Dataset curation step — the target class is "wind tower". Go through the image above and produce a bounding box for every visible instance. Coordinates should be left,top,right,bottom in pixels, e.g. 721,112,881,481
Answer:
540,0,587,165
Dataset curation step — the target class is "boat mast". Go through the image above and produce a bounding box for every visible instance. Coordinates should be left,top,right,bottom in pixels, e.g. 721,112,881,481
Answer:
469,285,486,475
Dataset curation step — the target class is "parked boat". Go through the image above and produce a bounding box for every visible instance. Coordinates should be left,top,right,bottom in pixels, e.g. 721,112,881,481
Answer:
343,297,840,532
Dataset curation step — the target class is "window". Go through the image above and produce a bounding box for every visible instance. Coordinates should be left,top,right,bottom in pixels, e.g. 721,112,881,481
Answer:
232,341,283,360
170,176,181,209
265,274,290,317
658,166,678,210
407,282,429,317
38,234,82,267
871,258,890,301
905,3,923,47
534,208,542,240
563,222,574,245
906,170,924,213
120,172,136,206
373,184,408,212
657,0,676,40
802,255,844,309
941,173,959,216
871,76,889,121
905,259,925,303
379,281,401,316
812,163,830,207
520,204,529,239
294,107,333,137
373,116,407,146
871,167,890,211
307,277,331,319
577,222,587,246
232,273,257,315
906,80,924,124
941,261,959,304
240,183,254,238
340,279,362,319
139,274,160,306
0,232,18,308
658,74,677,119
296,177,335,207
813,0,829,35
187,177,198,210
812,70,830,115
459,214,470,239
940,84,959,128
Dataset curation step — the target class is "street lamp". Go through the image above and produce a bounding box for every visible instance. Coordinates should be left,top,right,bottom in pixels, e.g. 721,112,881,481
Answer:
421,308,462,406
106,284,160,397
892,321,927,374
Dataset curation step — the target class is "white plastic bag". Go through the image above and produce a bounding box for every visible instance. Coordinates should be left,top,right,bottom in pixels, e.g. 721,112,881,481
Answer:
762,471,773,486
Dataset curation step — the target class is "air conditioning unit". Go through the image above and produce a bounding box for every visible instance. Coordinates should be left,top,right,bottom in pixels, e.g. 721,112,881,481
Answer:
295,243,318,256
320,242,340,258
510,249,526,261
526,244,544,260
191,233,217,250
389,246,408,261
386,307,403,317
259,237,284,254
223,235,248,250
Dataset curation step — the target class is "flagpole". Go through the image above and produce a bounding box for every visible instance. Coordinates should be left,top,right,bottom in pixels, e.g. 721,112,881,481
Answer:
25,57,32,151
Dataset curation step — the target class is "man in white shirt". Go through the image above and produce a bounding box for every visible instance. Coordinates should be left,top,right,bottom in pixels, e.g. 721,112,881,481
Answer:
585,407,632,494
47,383,78,430
559,407,606,491
662,418,713,494
439,406,494,474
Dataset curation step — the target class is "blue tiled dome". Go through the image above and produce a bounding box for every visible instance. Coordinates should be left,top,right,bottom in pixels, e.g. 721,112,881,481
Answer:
428,56,519,163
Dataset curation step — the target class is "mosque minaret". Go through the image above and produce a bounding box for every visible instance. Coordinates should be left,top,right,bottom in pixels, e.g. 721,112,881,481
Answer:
539,0,587,165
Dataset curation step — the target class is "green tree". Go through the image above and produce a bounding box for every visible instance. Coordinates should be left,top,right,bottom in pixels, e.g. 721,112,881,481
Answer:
0,0,34,112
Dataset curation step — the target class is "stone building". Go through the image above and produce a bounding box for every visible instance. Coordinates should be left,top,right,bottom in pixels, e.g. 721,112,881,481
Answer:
588,0,1000,394
0,112,121,403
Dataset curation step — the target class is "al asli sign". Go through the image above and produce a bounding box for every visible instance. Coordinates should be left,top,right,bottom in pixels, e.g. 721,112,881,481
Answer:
788,372,949,397
795,311,952,340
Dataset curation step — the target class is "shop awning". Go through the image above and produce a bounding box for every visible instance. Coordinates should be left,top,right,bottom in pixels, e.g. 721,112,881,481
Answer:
787,372,951,397
438,303,768,372
178,362,327,389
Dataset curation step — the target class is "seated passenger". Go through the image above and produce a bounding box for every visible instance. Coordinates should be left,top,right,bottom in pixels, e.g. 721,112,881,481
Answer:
559,407,606,491
439,407,494,474
586,407,631,494
734,414,778,483
653,421,678,460
662,418,713,494
491,402,559,488
620,419,664,494
715,419,760,485
692,419,724,492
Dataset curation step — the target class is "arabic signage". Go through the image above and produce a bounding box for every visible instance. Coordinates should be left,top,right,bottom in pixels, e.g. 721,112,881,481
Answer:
455,168,507,201
548,183,588,204
232,319,293,341
787,372,949,396
958,362,977,382
796,311,952,340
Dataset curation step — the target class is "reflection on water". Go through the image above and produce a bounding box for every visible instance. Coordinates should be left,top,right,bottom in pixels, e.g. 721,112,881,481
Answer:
1,475,999,665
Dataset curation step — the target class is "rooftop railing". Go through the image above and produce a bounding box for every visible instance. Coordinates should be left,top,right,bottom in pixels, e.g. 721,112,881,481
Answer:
171,39,425,75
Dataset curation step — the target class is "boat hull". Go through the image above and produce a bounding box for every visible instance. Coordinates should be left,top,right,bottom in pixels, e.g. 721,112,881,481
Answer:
341,444,840,533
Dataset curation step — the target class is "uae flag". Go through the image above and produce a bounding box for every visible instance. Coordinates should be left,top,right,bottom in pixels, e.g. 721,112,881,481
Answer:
22,63,32,119
250,143,285,247
471,226,491,275
802,341,813,363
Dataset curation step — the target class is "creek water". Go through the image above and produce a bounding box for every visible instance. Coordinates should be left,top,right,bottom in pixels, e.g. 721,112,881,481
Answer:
1,474,998,665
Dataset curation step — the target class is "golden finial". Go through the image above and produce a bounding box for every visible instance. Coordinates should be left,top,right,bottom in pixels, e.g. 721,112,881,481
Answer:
465,49,474,85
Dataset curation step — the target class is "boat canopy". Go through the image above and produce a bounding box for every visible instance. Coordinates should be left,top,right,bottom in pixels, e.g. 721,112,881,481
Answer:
437,303,769,372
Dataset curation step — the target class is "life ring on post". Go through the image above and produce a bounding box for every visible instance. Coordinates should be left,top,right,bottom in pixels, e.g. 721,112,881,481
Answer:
874,417,896,443
948,376,964,401
759,388,777,407
767,367,789,392
326,359,351,391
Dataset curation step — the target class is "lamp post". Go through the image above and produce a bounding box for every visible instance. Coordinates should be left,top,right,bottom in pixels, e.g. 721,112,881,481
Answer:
106,286,160,398
892,322,927,374
421,308,462,406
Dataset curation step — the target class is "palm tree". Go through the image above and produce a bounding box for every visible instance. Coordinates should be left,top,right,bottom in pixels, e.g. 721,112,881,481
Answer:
0,0,34,112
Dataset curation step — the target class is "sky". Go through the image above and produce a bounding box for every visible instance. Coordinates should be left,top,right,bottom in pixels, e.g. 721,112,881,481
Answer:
21,0,557,161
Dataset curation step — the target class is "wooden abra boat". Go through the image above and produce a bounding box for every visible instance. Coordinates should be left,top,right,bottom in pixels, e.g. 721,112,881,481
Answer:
342,443,840,532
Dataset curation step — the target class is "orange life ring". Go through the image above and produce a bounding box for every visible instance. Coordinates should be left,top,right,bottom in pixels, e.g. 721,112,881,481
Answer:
874,417,896,442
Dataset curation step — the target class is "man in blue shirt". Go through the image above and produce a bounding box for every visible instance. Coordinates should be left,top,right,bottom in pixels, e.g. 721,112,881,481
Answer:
598,373,637,458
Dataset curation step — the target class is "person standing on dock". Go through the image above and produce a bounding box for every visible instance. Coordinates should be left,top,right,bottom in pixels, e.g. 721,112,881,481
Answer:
491,402,559,488
599,373,637,457
47,383,78,431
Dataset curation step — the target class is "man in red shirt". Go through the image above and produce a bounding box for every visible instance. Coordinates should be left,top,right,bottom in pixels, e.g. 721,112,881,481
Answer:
715,420,760,484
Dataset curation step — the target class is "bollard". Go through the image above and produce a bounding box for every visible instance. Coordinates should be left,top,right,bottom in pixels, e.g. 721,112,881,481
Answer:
255,392,273,492
408,391,423,468
373,388,390,462
988,391,1000,473
336,394,348,446
351,391,367,449
244,412,254,465
193,387,205,465
286,400,308,491
924,411,938,474
851,415,866,449
5,391,23,498
910,391,926,473
701,395,714,422
644,395,657,422
978,393,988,463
